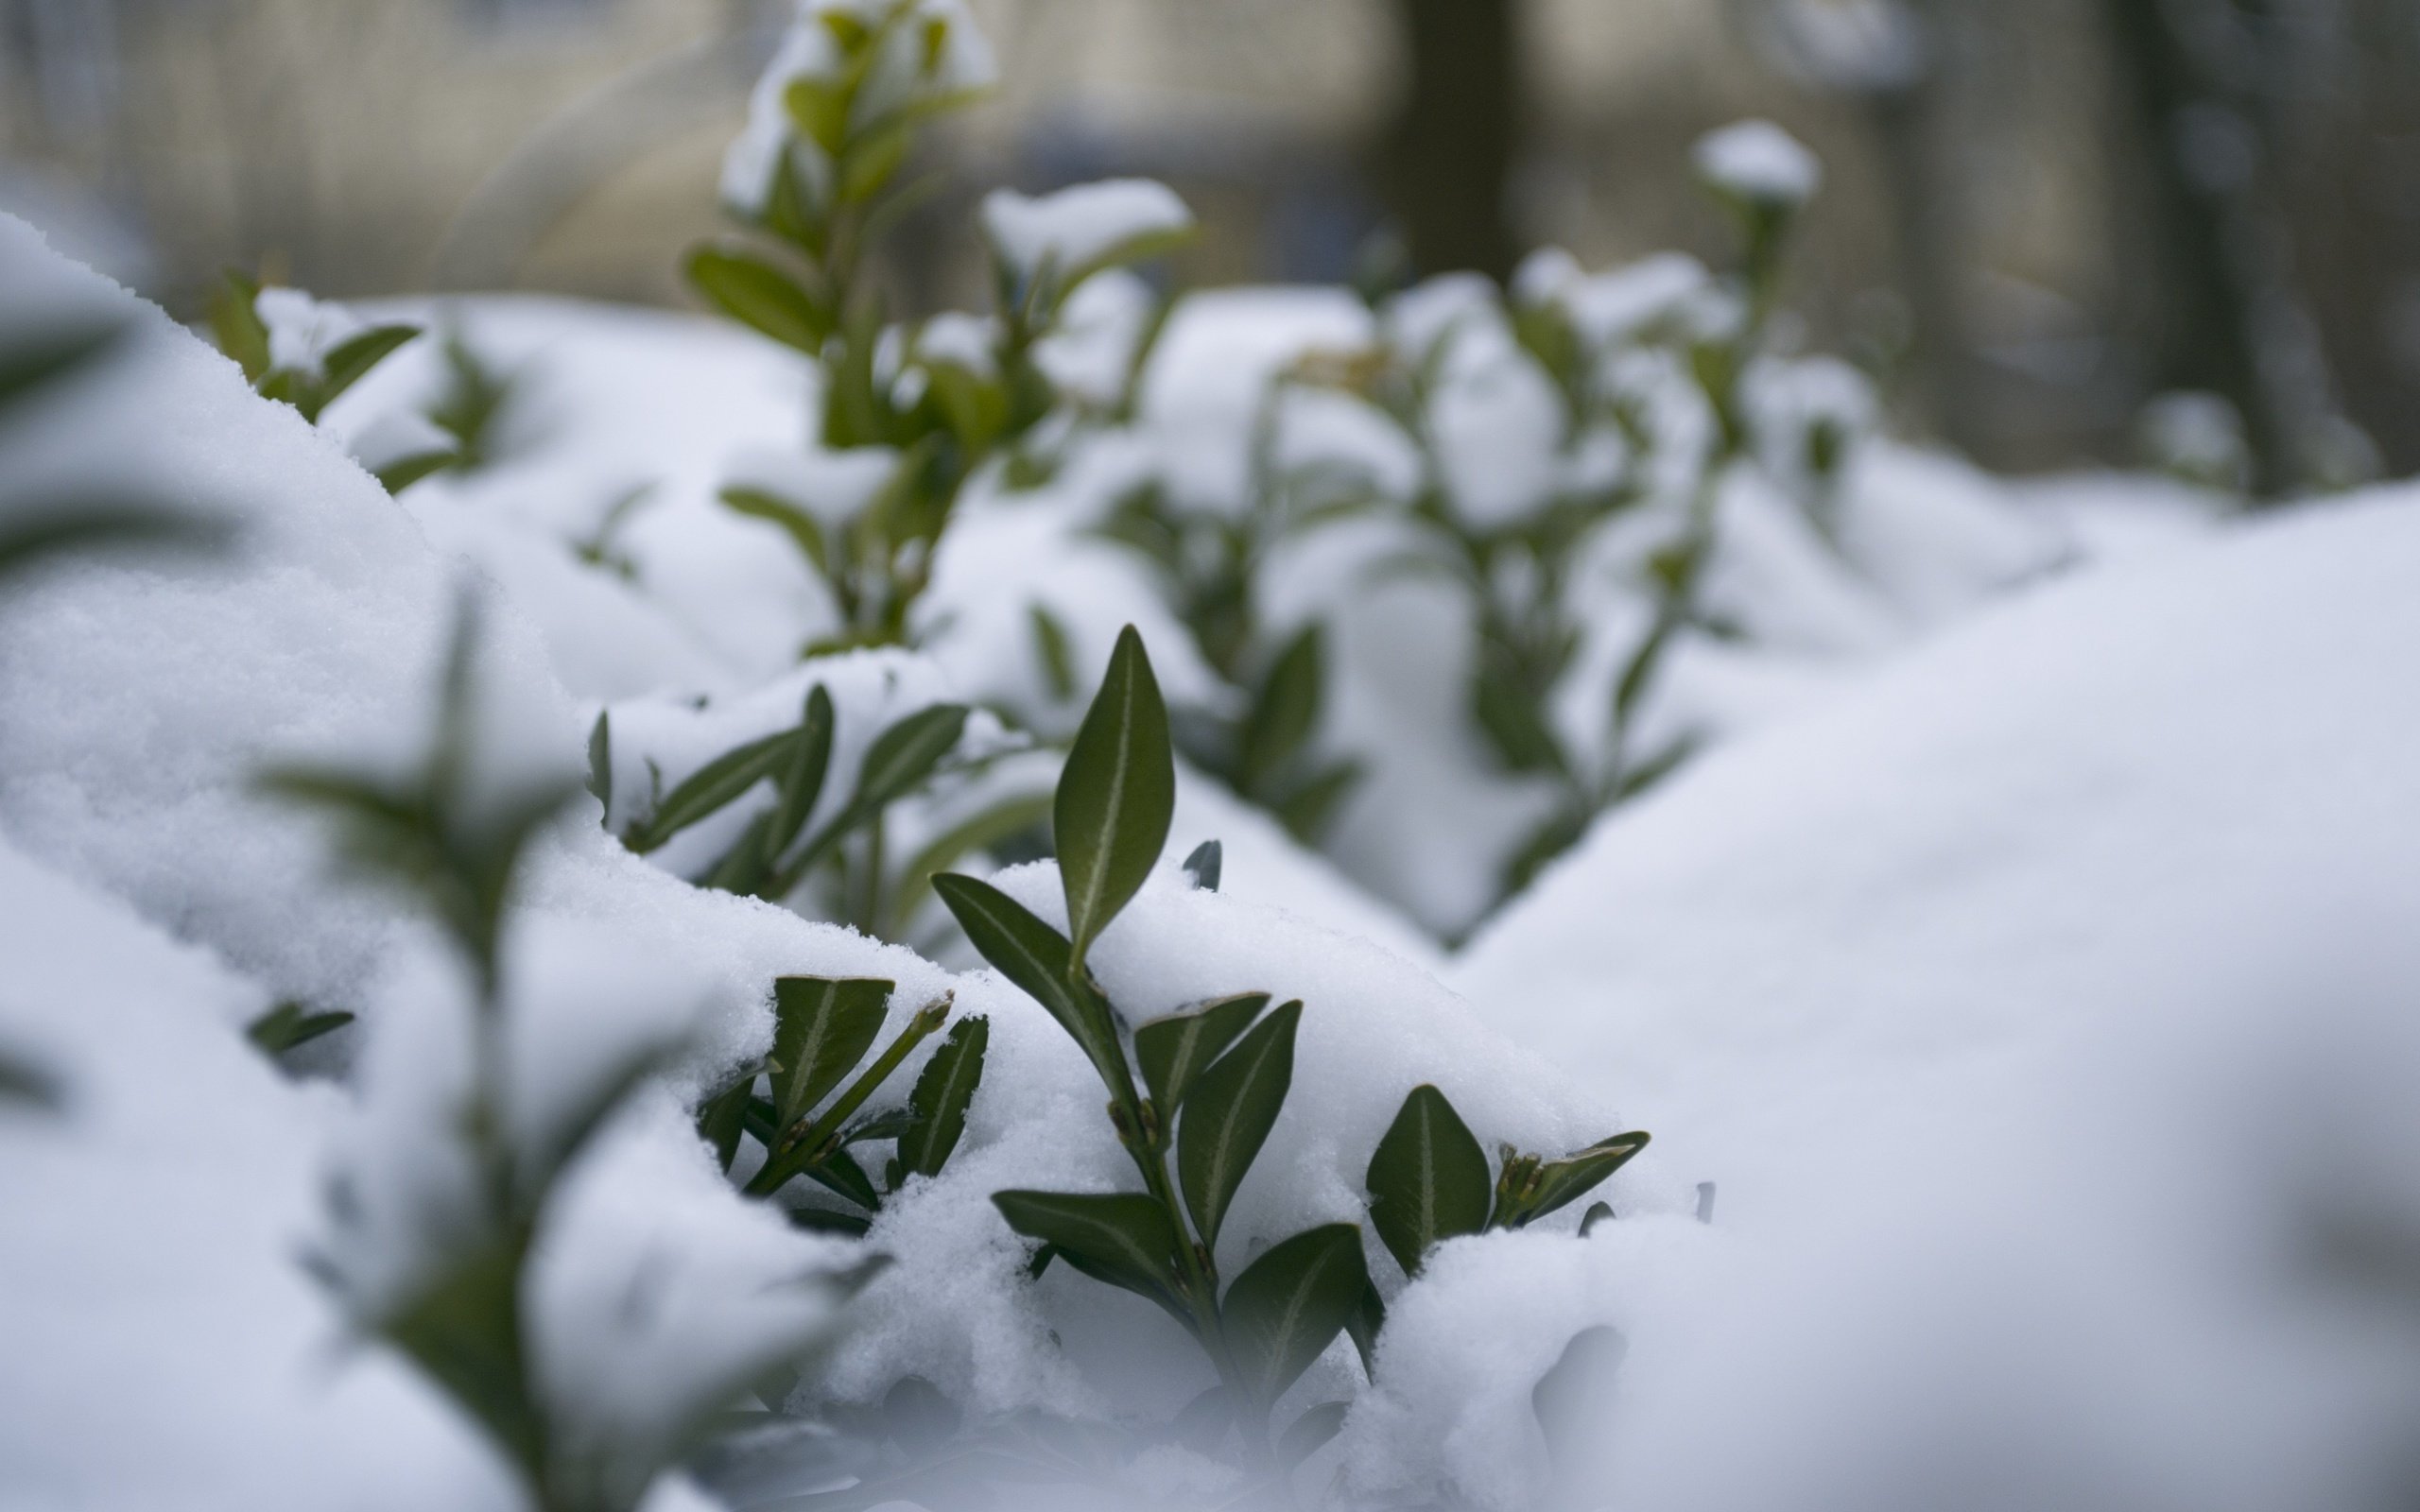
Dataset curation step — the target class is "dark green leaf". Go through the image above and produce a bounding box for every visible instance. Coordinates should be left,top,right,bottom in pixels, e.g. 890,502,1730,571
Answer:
841,1108,920,1145
246,1001,357,1056
719,486,830,576
703,810,774,895
203,273,268,383
1178,999,1299,1247
1277,1400,1349,1467
1055,625,1174,971
1365,1084,1493,1276
316,323,422,413
888,791,1054,926
686,247,831,353
1133,992,1266,1113
1028,601,1077,701
1238,622,1324,793
1272,760,1361,845
1580,1201,1615,1235
1221,1223,1369,1407
697,1072,754,1174
896,1014,987,1179
373,448,457,495
383,1233,544,1481
786,1206,872,1239
0,501,224,587
1181,838,1221,891
1345,1280,1385,1380
801,1145,881,1211
768,976,892,1129
852,703,967,811
1472,672,1567,776
628,729,793,852
768,685,836,855
994,1190,1185,1319
931,874,1125,1093
1511,1133,1651,1228
584,711,613,815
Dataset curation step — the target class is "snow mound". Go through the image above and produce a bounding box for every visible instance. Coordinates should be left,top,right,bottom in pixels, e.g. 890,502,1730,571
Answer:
1458,485,2420,1194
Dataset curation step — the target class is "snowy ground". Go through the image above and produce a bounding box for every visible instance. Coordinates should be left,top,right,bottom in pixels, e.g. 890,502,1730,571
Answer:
4,176,2415,1512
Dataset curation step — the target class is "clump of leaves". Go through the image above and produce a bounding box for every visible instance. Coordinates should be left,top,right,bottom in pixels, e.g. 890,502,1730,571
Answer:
266,589,848,1512
693,975,988,1237
690,0,1189,653
591,683,1045,944
866,627,1650,1504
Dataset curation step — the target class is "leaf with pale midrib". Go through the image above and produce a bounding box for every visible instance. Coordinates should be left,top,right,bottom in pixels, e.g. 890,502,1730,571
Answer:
1178,1000,1299,1247
1221,1223,1369,1407
994,1190,1186,1322
1134,992,1266,1112
1365,1083,1492,1275
1056,626,1174,971
769,976,891,1128
931,874,1124,1092
897,1015,987,1178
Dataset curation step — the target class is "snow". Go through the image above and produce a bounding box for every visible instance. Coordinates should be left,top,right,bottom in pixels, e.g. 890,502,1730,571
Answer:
978,179,1193,285
1693,118,1824,208
255,284,370,380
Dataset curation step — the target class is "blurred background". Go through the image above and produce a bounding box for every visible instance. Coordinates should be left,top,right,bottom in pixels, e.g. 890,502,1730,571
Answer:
3,0,2416,485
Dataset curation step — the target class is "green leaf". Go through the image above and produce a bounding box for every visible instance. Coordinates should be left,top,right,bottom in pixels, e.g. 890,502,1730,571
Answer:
584,711,613,815
1178,999,1299,1247
383,1232,544,1481
0,500,224,587
801,1145,881,1210
993,1190,1185,1319
896,1014,987,1179
1055,625,1175,971
245,1001,357,1056
204,272,268,382
316,323,422,414
373,449,457,495
1345,1280,1385,1380
628,729,793,852
1238,622,1324,793
768,976,893,1128
1272,760,1361,846
838,117,911,204
686,246,831,354
1028,602,1077,702
784,75,851,156
719,486,830,576
703,810,775,895
1579,1201,1615,1236
1133,992,1266,1113
931,875,1127,1094
697,1072,755,1174
788,1206,872,1239
888,791,1053,927
1277,1400,1349,1467
768,685,837,855
851,703,967,811
1364,1084,1494,1276
1181,838,1221,891
1509,1132,1651,1228
1221,1223,1369,1407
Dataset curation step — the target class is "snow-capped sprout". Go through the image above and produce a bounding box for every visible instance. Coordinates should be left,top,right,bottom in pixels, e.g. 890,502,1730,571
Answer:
720,0,995,219
1383,269,1498,363
1567,252,1714,349
206,272,422,426
1693,118,1824,211
1747,355,1877,492
980,179,1194,307
913,310,999,378
1429,314,1566,532
724,443,902,534
2138,390,2251,493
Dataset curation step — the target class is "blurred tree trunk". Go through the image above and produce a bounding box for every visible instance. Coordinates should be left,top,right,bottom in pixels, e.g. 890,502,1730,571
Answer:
2100,0,2289,490
1381,0,1523,282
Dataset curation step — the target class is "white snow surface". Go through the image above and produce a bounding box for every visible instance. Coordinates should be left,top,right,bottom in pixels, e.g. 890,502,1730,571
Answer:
980,179,1193,285
1693,118,1824,207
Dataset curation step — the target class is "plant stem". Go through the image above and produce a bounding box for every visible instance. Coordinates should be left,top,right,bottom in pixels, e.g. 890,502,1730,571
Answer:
747,995,949,1196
